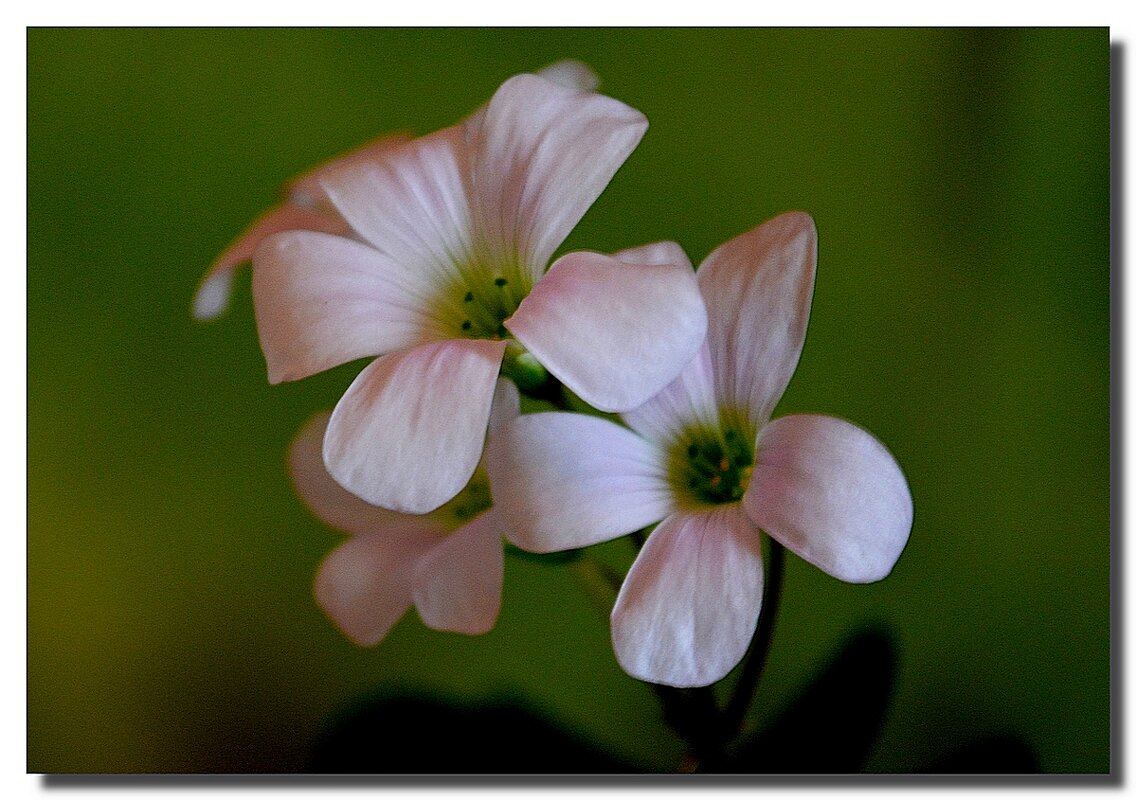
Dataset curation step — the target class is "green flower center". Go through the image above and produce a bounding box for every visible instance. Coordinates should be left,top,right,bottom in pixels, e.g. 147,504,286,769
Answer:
447,272,531,340
668,423,756,507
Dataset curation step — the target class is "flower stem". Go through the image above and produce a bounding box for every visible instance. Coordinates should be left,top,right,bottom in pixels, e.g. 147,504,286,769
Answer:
650,683,726,770
722,535,785,739
569,556,622,613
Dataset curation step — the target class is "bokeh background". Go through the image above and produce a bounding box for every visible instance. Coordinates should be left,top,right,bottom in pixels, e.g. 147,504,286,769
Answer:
27,28,1110,773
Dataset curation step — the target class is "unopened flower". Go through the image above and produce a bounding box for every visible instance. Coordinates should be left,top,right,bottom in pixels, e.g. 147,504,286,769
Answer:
489,212,913,688
248,70,705,515
290,380,518,646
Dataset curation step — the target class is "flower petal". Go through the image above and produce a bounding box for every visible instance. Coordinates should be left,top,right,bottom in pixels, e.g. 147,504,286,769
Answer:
611,506,764,688
537,59,600,93
487,377,520,434
697,211,818,426
743,414,913,583
464,61,600,142
286,132,412,209
614,240,694,272
314,526,442,647
324,338,508,514
252,230,450,383
412,508,504,635
195,132,410,322
506,250,707,412
472,73,648,279
487,412,671,553
193,202,349,321
622,341,720,444
289,411,419,535
319,125,474,284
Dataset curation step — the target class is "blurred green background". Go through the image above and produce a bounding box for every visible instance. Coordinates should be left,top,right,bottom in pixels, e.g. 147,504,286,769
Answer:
27,28,1110,773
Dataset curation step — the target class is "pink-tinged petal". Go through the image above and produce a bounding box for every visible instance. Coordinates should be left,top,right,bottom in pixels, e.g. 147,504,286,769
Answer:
286,132,412,209
537,59,600,93
470,379,522,480
413,508,504,635
487,378,520,434
252,230,450,384
506,250,707,412
743,414,913,584
288,412,419,535
614,240,694,272
488,412,671,553
472,74,648,278
319,125,474,283
611,506,764,688
697,211,818,426
195,132,411,322
314,527,442,647
622,341,720,444
324,338,508,514
193,202,349,321
464,62,600,141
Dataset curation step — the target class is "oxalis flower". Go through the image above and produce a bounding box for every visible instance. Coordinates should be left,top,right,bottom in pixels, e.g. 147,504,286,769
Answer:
226,68,706,515
289,380,519,646
192,60,598,321
489,212,913,688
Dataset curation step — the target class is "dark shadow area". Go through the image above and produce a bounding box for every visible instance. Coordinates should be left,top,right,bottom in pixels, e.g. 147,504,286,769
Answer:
716,624,1042,775
718,625,897,773
923,733,1040,773
305,692,640,773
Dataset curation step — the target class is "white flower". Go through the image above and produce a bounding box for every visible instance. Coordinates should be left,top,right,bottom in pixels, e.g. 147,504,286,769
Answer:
489,212,913,687
290,381,519,646
246,69,706,514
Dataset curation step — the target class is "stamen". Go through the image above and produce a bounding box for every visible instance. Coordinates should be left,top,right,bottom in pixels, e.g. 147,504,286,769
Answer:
669,422,757,507
447,267,530,340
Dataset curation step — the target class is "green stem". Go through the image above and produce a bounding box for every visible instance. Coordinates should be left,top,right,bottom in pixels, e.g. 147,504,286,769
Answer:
511,363,741,767
568,556,622,613
722,535,786,739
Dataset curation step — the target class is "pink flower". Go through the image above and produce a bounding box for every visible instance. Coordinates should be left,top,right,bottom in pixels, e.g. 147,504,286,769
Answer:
191,60,598,322
290,380,519,646
489,212,913,688
191,133,411,321
233,68,706,515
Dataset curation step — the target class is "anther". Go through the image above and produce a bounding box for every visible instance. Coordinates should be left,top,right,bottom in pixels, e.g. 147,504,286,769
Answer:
708,475,722,487
494,277,508,287
718,457,730,471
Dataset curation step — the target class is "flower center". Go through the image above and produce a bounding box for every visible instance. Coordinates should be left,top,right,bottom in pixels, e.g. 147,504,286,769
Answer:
669,425,755,507
452,274,528,339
